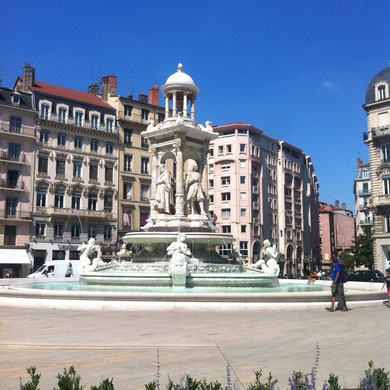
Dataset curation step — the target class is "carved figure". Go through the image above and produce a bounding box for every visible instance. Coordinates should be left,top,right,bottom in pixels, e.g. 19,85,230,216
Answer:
251,239,280,275
175,112,185,125
185,164,206,215
116,243,132,262
155,165,172,214
78,238,99,272
197,121,213,132
167,234,192,287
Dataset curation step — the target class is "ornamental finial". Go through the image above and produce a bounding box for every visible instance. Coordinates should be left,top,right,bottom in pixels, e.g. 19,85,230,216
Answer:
177,63,183,72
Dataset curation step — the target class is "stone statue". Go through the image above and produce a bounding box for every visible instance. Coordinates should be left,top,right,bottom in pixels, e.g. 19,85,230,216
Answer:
250,239,280,275
167,233,192,287
185,164,206,216
197,121,213,132
116,243,132,262
78,238,100,273
155,164,172,214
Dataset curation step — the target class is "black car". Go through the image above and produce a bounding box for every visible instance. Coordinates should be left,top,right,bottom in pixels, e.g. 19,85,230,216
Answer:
347,270,384,282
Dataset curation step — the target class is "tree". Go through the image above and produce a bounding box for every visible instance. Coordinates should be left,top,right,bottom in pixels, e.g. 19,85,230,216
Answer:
354,227,374,269
338,250,355,271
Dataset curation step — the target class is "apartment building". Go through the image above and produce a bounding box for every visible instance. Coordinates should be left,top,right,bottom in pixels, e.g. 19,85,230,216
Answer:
15,64,119,268
0,84,36,277
208,123,320,276
353,158,372,236
363,65,390,272
105,79,165,239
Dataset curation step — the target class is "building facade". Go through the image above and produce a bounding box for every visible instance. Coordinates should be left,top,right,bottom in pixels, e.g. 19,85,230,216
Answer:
208,123,320,276
353,158,372,236
363,65,390,272
106,80,165,239
0,85,36,277
15,64,119,269
319,201,355,269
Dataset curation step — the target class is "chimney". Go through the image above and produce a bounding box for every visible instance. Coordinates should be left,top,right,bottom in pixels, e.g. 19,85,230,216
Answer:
22,62,35,92
88,83,99,95
101,75,117,102
342,203,346,210
129,91,133,99
335,200,340,208
148,83,159,106
357,157,363,168
139,92,148,104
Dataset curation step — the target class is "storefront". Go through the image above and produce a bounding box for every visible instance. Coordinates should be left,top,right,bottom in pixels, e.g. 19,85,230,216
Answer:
0,249,33,278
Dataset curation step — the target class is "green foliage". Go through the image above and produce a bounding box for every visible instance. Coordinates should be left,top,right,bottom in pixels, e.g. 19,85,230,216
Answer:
163,375,223,390
359,361,390,390
288,371,307,390
354,227,374,269
54,366,84,390
247,370,278,390
323,373,342,390
338,250,355,271
144,381,157,390
21,367,41,390
90,378,115,390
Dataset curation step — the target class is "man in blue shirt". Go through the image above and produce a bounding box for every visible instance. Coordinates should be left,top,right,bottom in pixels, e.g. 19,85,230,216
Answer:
326,258,348,312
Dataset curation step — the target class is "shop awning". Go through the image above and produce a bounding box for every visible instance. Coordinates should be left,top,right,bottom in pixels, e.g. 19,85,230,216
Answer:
0,249,32,265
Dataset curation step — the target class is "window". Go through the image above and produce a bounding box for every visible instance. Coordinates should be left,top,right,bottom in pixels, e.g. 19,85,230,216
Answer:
158,113,165,123
221,177,230,185
38,156,48,174
241,209,246,217
105,166,113,182
104,225,112,240
4,225,16,246
219,244,233,257
221,163,230,171
240,192,246,201
141,136,149,149
91,139,98,152
222,209,231,218
241,225,246,233
40,104,49,119
106,142,113,154
8,143,21,160
382,144,390,163
57,133,66,147
218,146,224,155
12,95,20,105
36,223,46,237
227,144,232,153
209,194,214,203
72,192,81,209
222,192,231,201
141,157,149,174
56,159,66,176
384,178,390,195
124,155,132,171
240,160,246,168
73,161,82,177
240,241,248,256
10,117,22,132
91,114,99,130
104,194,113,211
69,250,79,260
59,108,67,123
253,209,259,219
141,109,149,120
240,144,246,153
123,183,133,200
39,130,49,143
209,179,214,188
74,136,83,149
89,164,98,180
52,250,65,260
124,105,132,117
54,224,64,238
5,197,17,216
75,111,83,126
379,85,386,100
141,185,150,201
106,118,114,132
240,176,246,184
222,225,231,233
54,189,64,208
71,224,80,239
253,194,259,202
88,225,96,240
363,182,369,193
7,170,18,188
124,129,132,145
88,193,97,210
36,188,47,207
209,164,214,173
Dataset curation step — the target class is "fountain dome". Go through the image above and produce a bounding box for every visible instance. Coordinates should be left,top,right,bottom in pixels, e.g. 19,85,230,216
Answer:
161,63,199,96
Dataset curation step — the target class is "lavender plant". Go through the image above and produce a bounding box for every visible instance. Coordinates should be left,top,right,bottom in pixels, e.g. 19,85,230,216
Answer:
358,361,390,390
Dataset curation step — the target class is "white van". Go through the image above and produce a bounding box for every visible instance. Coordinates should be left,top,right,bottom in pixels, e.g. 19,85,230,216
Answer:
27,261,80,279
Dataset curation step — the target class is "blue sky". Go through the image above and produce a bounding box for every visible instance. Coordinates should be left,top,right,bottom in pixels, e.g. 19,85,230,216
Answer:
1,0,390,211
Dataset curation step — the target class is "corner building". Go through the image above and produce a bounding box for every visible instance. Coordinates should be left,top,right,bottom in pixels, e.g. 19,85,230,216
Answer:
208,123,320,276
363,65,390,271
15,65,119,268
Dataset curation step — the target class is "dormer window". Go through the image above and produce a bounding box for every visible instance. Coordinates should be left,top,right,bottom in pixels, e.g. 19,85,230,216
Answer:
40,104,49,120
75,111,83,126
12,95,20,106
379,85,386,100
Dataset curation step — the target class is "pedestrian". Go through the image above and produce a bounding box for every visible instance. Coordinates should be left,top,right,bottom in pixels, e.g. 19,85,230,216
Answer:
65,262,73,278
326,258,348,312
4,271,10,279
307,271,317,284
317,270,323,280
381,268,390,307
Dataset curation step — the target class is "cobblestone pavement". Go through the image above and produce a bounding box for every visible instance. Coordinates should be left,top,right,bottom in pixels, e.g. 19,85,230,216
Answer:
0,305,389,389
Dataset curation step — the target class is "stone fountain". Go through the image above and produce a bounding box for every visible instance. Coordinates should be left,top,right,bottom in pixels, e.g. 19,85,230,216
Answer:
79,64,279,289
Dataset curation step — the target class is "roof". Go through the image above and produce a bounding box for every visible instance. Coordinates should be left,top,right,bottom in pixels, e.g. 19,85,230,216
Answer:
0,87,34,111
365,67,390,104
17,77,114,110
161,63,199,96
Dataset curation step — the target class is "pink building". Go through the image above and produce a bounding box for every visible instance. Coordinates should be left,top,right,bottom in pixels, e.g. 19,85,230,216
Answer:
319,201,355,269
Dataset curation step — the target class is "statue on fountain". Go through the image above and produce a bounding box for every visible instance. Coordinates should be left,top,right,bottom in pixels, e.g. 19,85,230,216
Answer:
185,164,207,216
79,238,101,272
155,164,173,214
167,233,192,287
250,239,280,275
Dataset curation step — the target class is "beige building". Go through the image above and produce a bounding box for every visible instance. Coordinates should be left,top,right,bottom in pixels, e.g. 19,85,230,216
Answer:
105,78,165,239
363,65,390,272
15,64,119,268
0,84,36,277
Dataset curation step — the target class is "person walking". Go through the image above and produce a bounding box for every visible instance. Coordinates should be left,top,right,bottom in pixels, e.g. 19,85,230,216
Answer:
382,268,390,307
326,258,348,312
65,262,73,278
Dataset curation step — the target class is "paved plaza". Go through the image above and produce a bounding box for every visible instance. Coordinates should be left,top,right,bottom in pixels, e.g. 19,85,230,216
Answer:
0,305,389,389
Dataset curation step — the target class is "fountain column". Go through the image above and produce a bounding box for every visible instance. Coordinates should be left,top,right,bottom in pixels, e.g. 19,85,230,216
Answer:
165,96,169,118
190,98,195,120
175,140,185,217
149,146,158,217
183,93,188,117
172,92,177,117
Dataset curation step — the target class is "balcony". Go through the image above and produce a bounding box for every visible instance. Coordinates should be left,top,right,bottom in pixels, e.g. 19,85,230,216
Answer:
0,123,36,137
0,179,26,191
374,195,390,207
1,209,32,220
252,187,259,194
104,180,114,186
359,204,369,211
35,206,115,219
359,190,371,196
369,125,390,140
360,220,373,226
0,151,28,164
88,178,100,185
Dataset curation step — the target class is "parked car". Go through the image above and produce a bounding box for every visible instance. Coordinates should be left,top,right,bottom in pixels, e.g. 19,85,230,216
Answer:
347,270,384,283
